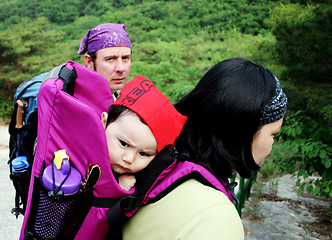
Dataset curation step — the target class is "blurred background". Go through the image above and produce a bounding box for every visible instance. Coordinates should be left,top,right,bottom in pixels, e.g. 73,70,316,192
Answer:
0,0,331,238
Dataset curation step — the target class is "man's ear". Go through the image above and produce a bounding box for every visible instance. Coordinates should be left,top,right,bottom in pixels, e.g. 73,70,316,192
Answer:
101,112,108,129
84,54,94,70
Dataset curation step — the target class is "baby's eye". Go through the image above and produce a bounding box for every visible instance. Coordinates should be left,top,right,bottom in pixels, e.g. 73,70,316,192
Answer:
120,140,129,147
139,152,150,157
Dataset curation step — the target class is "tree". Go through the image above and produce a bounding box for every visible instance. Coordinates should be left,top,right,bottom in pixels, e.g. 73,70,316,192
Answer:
0,17,64,98
269,2,332,81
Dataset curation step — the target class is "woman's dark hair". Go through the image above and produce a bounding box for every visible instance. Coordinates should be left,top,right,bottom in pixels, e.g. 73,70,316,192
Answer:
106,105,146,127
174,58,277,179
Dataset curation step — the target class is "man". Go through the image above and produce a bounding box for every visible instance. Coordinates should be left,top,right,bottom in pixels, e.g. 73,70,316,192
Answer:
17,23,132,240
78,23,132,98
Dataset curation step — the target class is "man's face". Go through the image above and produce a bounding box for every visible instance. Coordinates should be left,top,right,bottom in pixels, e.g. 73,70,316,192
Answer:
85,47,131,93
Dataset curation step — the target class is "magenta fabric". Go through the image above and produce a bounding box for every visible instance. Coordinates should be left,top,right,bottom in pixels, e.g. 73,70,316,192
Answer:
146,160,233,200
125,159,233,218
19,61,134,240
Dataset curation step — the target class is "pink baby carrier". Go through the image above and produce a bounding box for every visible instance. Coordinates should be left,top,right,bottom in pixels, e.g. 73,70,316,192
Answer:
19,61,235,240
20,61,135,240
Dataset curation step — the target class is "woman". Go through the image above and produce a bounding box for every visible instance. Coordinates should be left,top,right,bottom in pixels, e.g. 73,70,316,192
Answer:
123,58,288,239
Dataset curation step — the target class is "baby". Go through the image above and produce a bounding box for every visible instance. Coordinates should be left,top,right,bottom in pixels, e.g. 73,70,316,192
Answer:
101,76,187,190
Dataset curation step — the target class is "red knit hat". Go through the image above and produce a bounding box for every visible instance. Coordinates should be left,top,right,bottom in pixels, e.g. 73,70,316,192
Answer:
113,76,187,152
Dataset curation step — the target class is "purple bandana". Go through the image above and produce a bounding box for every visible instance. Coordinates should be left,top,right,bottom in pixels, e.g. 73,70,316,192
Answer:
78,23,131,55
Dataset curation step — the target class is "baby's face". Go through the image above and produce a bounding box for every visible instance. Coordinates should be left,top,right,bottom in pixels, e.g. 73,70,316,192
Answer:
105,111,157,174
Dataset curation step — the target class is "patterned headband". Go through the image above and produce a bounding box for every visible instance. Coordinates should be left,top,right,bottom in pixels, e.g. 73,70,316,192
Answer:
259,77,288,125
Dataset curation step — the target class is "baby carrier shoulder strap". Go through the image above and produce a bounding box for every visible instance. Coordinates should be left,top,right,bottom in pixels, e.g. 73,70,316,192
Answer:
96,147,176,240
105,147,236,240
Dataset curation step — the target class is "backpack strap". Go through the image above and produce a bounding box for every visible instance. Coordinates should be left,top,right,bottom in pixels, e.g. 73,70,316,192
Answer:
132,147,177,199
43,65,62,82
58,64,77,96
105,147,237,239
102,147,176,240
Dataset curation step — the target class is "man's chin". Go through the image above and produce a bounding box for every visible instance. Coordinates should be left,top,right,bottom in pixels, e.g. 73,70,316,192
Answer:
110,81,126,92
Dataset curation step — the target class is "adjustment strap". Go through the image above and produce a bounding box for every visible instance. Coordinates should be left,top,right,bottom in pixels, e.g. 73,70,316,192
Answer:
58,65,77,96
120,195,144,212
105,199,123,240
134,147,176,198
92,197,121,208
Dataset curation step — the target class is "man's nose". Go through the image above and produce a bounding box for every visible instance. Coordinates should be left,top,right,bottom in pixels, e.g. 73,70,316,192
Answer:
115,59,125,72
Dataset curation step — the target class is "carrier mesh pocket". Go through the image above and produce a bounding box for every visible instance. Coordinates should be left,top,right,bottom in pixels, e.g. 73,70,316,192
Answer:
32,184,93,240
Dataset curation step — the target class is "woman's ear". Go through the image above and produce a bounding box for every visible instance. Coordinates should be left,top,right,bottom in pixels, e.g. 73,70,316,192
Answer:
101,112,108,129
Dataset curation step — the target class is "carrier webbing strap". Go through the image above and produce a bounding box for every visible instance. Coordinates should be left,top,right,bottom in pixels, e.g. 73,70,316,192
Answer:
104,199,125,240
92,197,121,208
104,147,176,240
133,147,177,199
58,65,77,96
105,147,238,239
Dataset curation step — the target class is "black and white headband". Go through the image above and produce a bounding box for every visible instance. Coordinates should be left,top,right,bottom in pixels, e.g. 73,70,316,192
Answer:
259,77,288,125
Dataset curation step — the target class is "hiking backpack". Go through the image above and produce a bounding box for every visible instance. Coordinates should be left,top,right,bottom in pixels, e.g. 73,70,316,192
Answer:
8,72,47,217
8,67,62,217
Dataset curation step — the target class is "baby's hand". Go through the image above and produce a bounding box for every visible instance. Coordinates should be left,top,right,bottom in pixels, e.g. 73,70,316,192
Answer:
118,174,136,191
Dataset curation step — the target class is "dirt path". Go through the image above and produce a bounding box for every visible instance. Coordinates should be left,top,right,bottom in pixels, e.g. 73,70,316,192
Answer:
242,174,332,240
0,126,23,240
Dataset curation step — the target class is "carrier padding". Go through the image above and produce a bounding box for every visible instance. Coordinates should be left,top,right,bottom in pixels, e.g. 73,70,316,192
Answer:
20,61,134,240
124,157,233,218
143,161,233,203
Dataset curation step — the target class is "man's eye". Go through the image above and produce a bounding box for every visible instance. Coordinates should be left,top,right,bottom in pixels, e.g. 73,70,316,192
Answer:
120,140,129,147
139,152,150,157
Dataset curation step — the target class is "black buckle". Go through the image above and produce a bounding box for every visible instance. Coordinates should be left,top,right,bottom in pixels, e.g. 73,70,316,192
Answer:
58,65,77,96
120,195,142,212
226,182,238,191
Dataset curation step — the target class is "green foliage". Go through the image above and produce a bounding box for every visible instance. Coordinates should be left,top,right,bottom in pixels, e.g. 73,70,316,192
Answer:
0,96,12,120
275,111,332,198
269,2,332,81
243,180,264,220
0,0,331,202
0,0,82,25
280,78,332,134
0,17,65,99
0,0,281,119
260,160,280,181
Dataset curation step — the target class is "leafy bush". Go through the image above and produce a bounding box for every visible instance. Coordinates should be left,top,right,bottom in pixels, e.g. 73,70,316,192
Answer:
275,111,332,198
269,2,332,81
0,97,12,121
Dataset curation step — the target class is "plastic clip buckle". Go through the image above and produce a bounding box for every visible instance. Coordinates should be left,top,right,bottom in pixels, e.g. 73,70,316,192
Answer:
120,195,142,212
